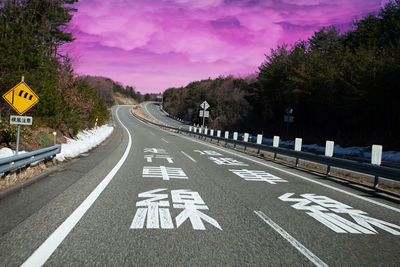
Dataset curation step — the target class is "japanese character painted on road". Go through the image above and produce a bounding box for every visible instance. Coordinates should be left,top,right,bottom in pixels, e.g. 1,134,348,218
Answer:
208,157,248,166
229,169,287,184
144,155,174,163
131,188,173,229
279,193,400,235
172,189,222,230
144,148,168,154
142,166,188,180
130,189,222,231
194,150,223,156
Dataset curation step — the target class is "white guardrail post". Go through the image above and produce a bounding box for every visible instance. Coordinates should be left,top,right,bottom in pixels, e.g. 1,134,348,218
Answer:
273,136,279,160
325,140,334,175
233,132,238,148
217,130,221,144
210,129,214,136
257,134,263,154
225,131,229,139
243,133,249,151
372,144,383,188
295,138,302,166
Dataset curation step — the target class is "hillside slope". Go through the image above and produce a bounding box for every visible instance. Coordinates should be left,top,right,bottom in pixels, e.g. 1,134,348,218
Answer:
80,76,138,107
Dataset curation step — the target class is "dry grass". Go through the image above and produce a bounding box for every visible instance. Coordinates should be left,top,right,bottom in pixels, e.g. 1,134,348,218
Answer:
114,92,137,105
131,105,159,124
0,161,54,191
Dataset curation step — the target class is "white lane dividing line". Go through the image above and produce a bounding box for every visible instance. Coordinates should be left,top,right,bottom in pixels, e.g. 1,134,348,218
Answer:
22,107,133,267
161,138,169,143
133,117,400,213
181,151,197,163
149,131,155,136
254,211,328,267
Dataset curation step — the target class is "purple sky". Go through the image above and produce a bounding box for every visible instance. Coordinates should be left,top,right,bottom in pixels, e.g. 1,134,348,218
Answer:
67,0,387,93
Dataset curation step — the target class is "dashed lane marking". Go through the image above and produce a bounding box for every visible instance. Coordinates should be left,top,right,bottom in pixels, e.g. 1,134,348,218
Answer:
181,151,197,163
254,211,328,267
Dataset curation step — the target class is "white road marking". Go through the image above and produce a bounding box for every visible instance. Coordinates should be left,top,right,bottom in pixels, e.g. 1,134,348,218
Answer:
149,131,155,136
254,211,328,267
22,106,133,267
132,115,400,213
161,138,169,143
181,151,197,163
279,193,400,235
143,166,188,180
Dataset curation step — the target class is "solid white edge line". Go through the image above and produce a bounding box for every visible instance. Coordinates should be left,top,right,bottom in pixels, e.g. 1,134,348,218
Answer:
132,114,400,213
254,211,328,267
22,106,133,267
181,151,197,163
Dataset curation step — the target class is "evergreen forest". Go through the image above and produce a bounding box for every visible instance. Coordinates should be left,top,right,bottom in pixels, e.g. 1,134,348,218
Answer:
0,0,108,142
163,1,400,149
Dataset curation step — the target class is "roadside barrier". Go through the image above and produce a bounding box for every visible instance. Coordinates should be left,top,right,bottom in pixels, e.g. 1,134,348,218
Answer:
0,145,61,175
131,111,400,187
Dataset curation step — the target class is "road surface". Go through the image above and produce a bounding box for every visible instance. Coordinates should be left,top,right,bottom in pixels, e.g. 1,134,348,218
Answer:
142,102,188,129
0,105,399,266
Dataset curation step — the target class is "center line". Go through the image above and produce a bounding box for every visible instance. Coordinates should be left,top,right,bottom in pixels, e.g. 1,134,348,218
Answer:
181,151,197,163
254,211,328,267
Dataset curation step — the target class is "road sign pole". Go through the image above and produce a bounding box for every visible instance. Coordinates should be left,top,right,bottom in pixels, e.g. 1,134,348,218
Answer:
16,124,21,155
201,112,205,134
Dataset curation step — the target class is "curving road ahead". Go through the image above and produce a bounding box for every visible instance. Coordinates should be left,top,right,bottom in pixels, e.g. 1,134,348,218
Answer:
142,102,188,129
0,106,399,266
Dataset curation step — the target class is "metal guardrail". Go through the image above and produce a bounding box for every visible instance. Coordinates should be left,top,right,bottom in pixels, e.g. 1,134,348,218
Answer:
132,112,400,186
0,144,61,174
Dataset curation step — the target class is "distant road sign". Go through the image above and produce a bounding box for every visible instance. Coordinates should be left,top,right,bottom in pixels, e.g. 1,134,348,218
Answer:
199,110,209,118
200,101,210,110
10,115,33,125
284,115,294,122
2,81,39,115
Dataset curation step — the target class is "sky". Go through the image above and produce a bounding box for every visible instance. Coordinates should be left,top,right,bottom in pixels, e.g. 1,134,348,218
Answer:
67,0,388,93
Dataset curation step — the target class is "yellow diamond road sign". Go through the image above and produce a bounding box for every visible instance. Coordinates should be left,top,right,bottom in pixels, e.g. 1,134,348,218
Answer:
2,81,39,115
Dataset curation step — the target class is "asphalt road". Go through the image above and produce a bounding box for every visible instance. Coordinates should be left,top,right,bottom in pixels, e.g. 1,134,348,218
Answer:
1,105,399,266
142,102,188,129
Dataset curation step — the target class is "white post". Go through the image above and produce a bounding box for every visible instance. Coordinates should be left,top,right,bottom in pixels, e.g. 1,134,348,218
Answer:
53,132,57,145
371,145,382,165
257,134,263,144
325,140,334,175
210,129,214,136
189,126,192,132
273,136,280,147
225,131,229,139
295,138,302,151
244,133,249,142
217,130,221,137
294,138,302,167
233,132,238,140
204,128,208,135
372,144,383,188
325,141,334,157
194,127,197,133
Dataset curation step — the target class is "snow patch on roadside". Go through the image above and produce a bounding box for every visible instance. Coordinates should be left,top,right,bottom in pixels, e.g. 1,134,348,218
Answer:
56,125,114,161
0,125,114,162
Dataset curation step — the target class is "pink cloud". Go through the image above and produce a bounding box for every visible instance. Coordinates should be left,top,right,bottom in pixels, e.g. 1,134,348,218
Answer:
68,0,383,93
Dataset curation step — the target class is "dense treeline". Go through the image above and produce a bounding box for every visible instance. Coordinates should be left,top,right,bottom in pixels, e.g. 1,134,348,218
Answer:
0,0,108,142
163,1,400,149
80,76,141,106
